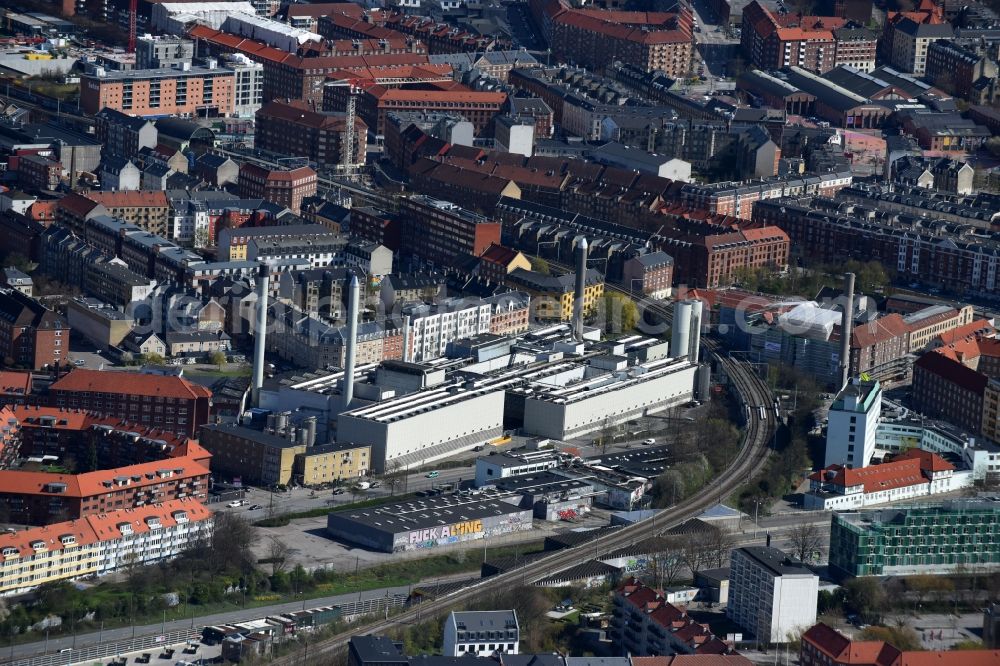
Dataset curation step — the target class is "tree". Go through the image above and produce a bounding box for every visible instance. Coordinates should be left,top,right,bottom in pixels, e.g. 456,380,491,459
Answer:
382,460,406,496
845,577,889,625
2,253,36,274
139,352,166,366
859,625,921,651
702,525,736,569
595,417,616,455
600,292,638,334
648,550,685,587
210,512,257,574
529,256,550,275
267,538,290,575
787,520,825,563
208,350,227,367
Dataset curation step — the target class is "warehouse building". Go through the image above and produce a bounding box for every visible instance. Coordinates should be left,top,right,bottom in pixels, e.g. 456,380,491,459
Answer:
326,490,533,552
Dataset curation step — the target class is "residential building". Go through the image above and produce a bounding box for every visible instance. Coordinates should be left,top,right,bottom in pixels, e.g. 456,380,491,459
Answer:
801,622,1000,666
248,236,346,269
832,26,878,72
255,100,367,169
93,108,158,159
399,196,502,269
293,443,371,486
224,53,264,118
65,297,135,349
925,39,998,100
193,153,240,187
904,304,975,351
0,289,68,370
0,455,210,526
345,243,393,278
894,108,992,152
350,87,507,136
805,449,971,510
0,499,212,597
84,261,157,310
740,1,843,74
622,252,674,299
268,304,403,370
829,500,1000,577
478,245,531,285
912,339,1000,437
99,156,141,192
506,268,604,321
611,577,735,656
535,0,695,77
380,273,446,309
135,35,194,69
237,164,317,215
2,268,33,297
727,546,818,643
888,17,954,74
217,224,336,262
443,611,519,657
402,298,492,363
350,207,403,252
48,369,212,438
825,379,882,468
80,66,237,117
18,155,61,192
200,423,309,486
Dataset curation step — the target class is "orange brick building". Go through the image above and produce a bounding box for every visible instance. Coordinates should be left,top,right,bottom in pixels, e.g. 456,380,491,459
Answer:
80,67,236,117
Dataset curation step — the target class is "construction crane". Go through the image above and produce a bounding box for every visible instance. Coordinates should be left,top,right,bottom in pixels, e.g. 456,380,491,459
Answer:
127,0,137,53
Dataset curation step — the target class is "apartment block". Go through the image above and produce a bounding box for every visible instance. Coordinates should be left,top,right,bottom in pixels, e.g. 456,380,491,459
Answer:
740,1,842,73
200,423,310,487
398,196,502,269
48,368,212,438
0,499,212,597
887,18,954,74
727,547,818,643
0,455,210,526
255,100,367,169
237,164,317,215
0,288,68,370
80,66,236,117
94,108,158,159
611,577,734,655
293,443,372,486
506,268,603,322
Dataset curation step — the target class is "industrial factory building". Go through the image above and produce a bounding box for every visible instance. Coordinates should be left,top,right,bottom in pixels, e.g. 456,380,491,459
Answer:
519,356,697,440
326,490,534,552
337,382,507,473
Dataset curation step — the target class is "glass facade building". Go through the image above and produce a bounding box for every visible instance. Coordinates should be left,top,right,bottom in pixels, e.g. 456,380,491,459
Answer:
829,500,1000,577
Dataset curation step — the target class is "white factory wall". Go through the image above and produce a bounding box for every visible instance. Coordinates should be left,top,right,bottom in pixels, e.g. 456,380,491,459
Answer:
522,364,696,439
338,390,506,472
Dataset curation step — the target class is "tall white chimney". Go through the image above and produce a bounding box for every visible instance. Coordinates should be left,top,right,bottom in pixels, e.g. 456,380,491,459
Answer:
342,274,360,411
251,264,269,407
573,237,588,341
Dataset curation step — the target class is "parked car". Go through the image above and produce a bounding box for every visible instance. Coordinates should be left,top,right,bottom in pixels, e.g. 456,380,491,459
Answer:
226,499,247,508
643,438,656,445
369,480,382,488
247,504,262,511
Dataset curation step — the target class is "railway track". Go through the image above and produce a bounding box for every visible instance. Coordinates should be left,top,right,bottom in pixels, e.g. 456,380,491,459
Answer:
273,277,776,664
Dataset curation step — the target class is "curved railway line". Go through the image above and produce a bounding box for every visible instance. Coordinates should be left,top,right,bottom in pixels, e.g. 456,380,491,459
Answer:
273,266,777,665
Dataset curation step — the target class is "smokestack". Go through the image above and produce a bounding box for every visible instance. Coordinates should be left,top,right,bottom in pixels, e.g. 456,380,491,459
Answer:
840,272,855,389
304,416,317,446
251,264,270,407
688,299,703,364
573,237,588,341
672,300,692,360
342,275,360,410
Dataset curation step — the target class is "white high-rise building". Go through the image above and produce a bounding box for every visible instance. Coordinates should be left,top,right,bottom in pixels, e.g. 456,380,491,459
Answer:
824,378,882,468
728,546,818,644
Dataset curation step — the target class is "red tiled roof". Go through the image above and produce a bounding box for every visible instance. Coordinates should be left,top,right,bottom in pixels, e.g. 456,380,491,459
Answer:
57,191,101,218
897,651,1000,666
914,349,989,394
801,623,899,665
479,243,523,266
852,314,910,349
0,498,211,559
49,369,212,400
257,99,367,131
0,371,31,396
892,448,955,473
0,455,209,498
936,319,996,346
808,458,928,494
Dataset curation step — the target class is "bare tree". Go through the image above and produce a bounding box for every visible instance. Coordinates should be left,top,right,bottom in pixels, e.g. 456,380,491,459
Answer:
267,537,290,575
648,550,685,588
787,520,825,563
383,459,406,496
703,526,737,569
677,534,711,576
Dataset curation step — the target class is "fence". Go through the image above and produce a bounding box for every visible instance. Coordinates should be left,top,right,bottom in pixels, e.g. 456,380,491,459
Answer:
4,629,201,666
3,594,410,666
